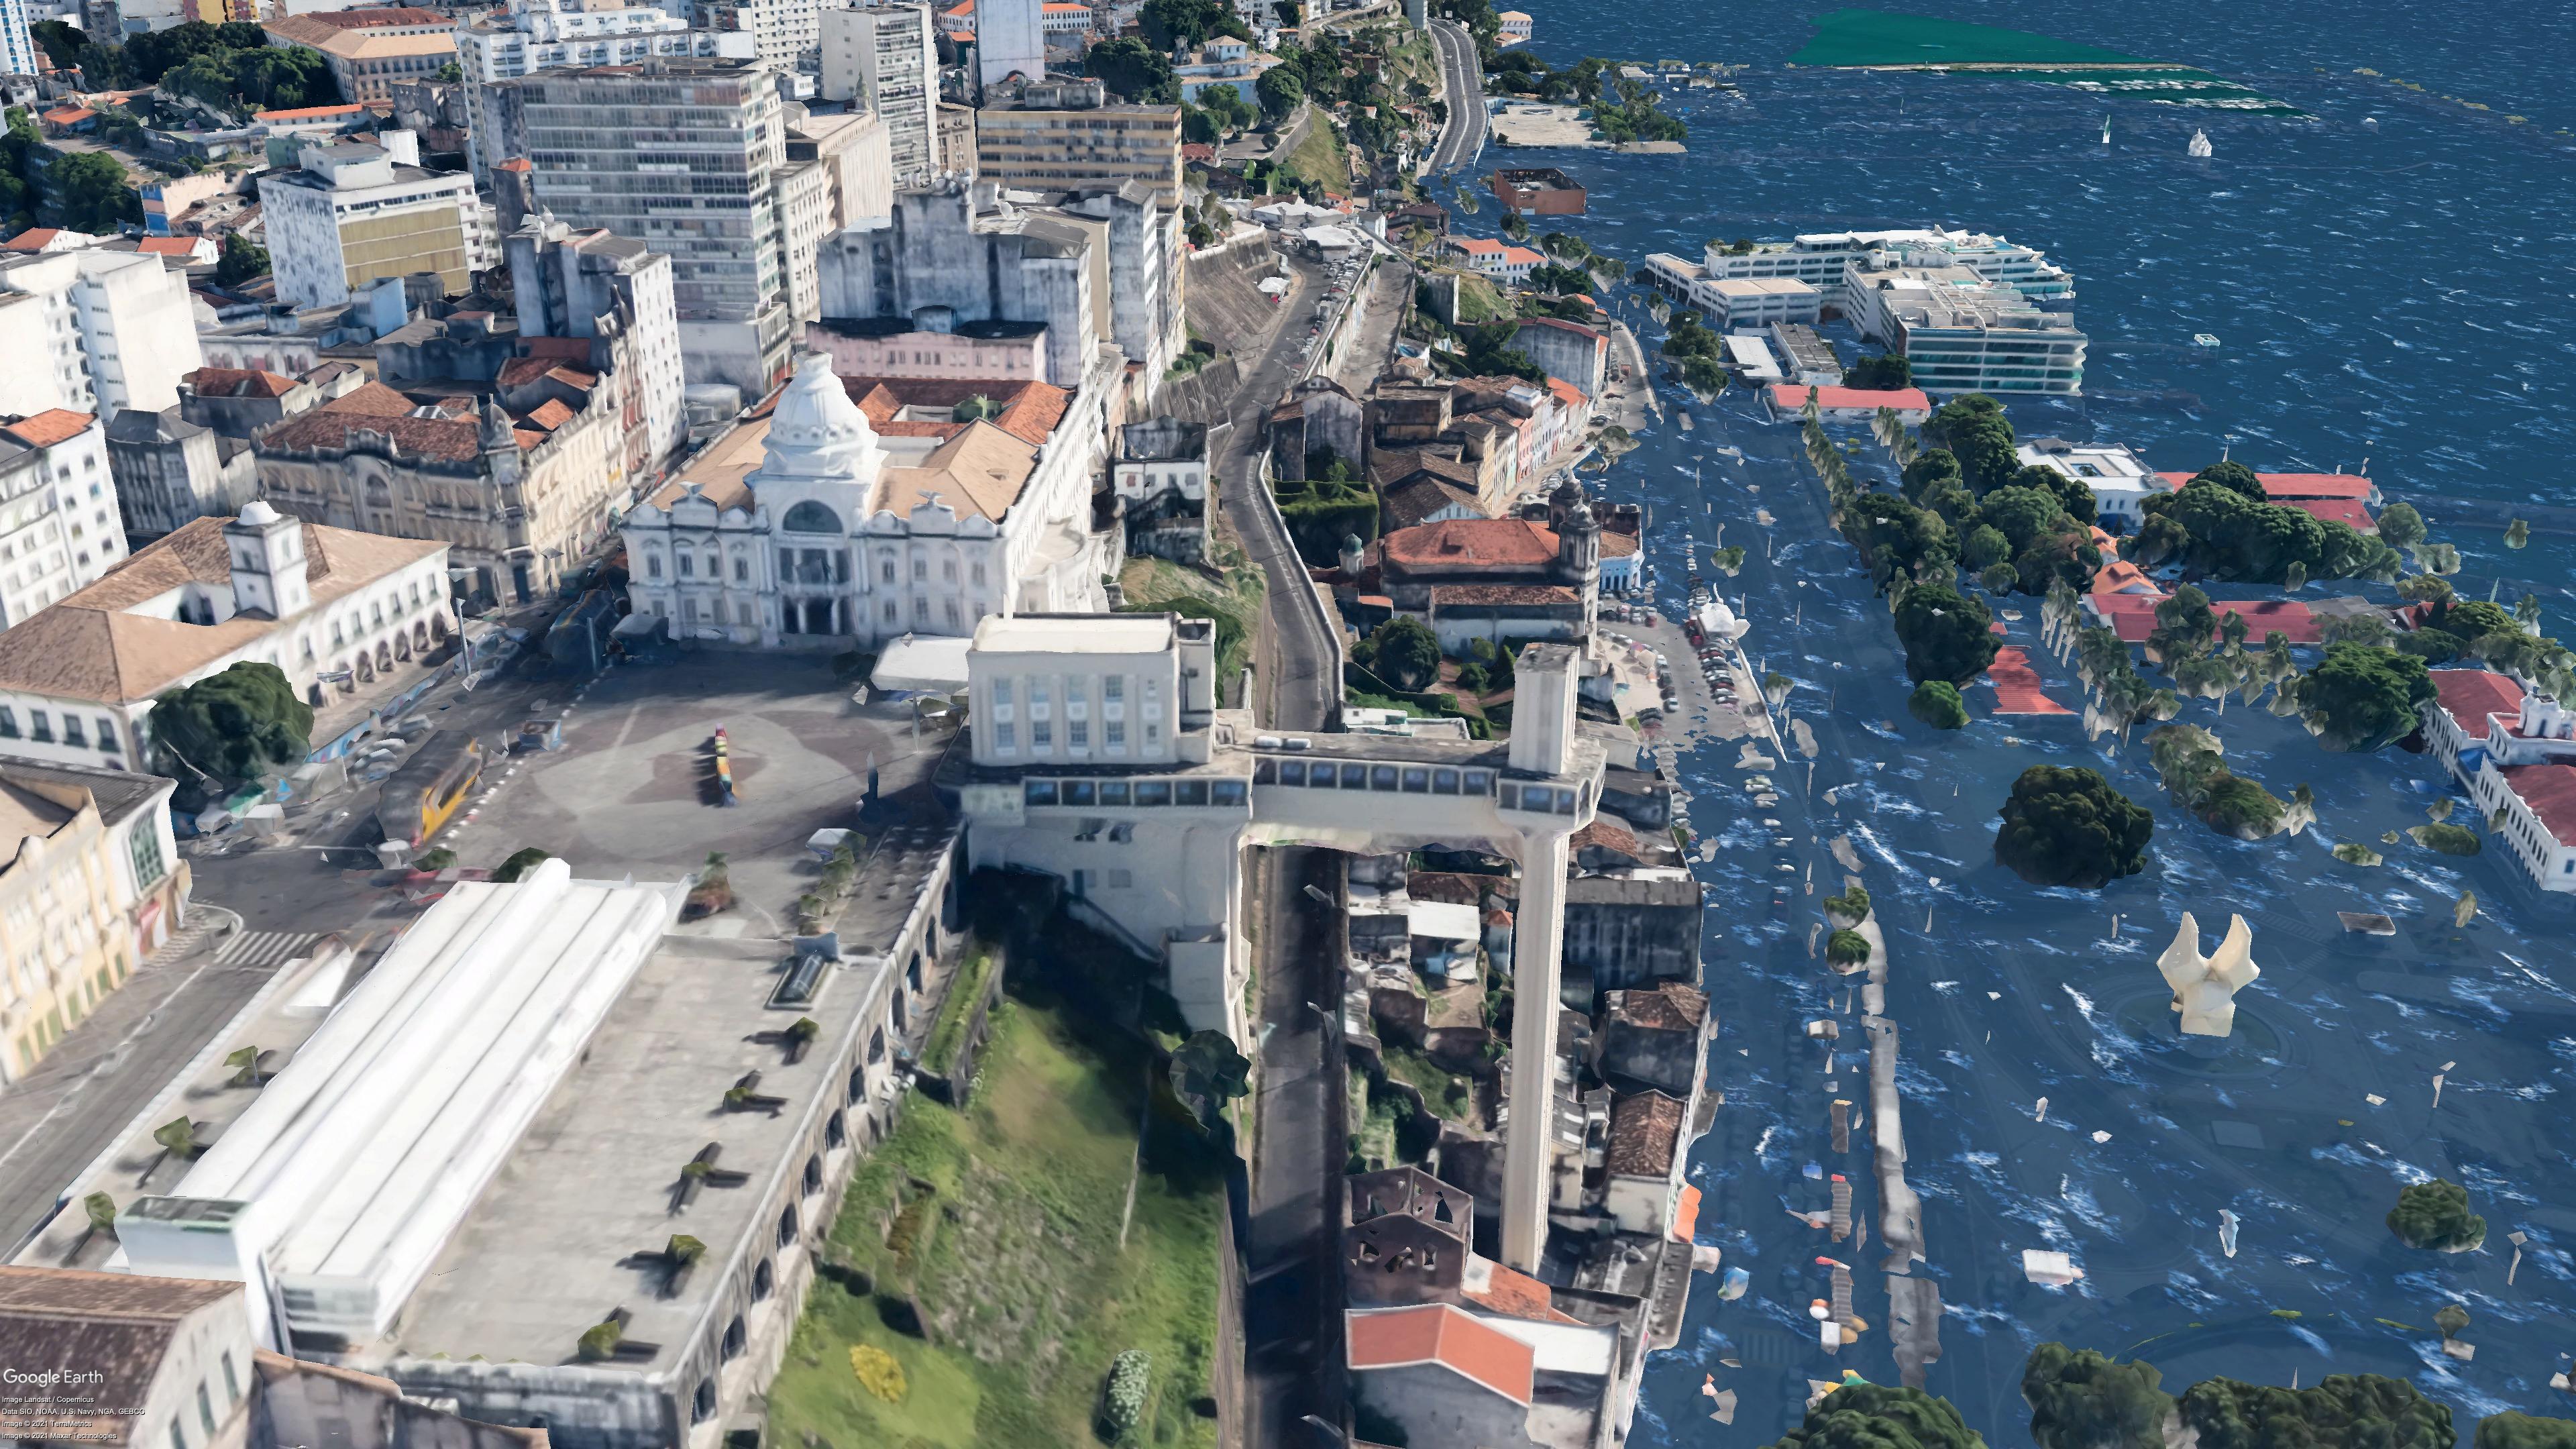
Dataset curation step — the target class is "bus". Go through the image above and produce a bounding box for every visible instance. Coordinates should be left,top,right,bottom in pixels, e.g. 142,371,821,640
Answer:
377,731,486,848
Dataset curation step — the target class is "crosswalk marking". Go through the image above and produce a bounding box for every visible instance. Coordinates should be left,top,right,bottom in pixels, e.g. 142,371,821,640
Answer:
216,930,323,971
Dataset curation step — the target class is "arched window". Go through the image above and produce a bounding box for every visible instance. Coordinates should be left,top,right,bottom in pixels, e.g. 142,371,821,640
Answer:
826,1110,847,1149
782,500,843,535
721,1316,747,1362
803,1155,824,1195
691,1380,716,1423
849,1066,867,1104
752,1260,774,1300
777,1205,800,1247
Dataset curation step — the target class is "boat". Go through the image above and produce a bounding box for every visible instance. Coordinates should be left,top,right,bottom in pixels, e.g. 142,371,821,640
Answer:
2192,333,2221,347
2101,114,2111,144
2362,115,2379,128
2188,128,2213,158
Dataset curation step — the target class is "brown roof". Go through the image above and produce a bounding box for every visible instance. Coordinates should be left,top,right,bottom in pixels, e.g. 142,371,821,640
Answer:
1460,1257,1581,1325
877,419,1038,521
1381,518,1559,575
1605,1090,1686,1178
1600,531,1640,557
843,376,1073,449
1405,870,1512,906
188,367,302,399
1428,583,1576,607
3,409,98,448
1381,476,1477,531
324,381,423,417
0,517,445,704
521,397,576,431
1346,1303,1533,1403
135,237,205,257
0,1267,241,1444
1571,818,1642,857
260,407,481,464
1611,981,1707,1032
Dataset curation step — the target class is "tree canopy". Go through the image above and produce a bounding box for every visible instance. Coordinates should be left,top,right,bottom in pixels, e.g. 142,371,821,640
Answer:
150,661,314,782
2133,478,2396,584
1924,394,2017,494
1354,616,1440,690
2180,1376,2452,1449
1994,765,2154,889
1845,353,1913,390
1087,37,1177,104
2023,1344,2173,1449
1764,1383,1986,1449
1908,680,1968,730
2386,1177,2485,1252
50,151,142,234
1254,64,1304,120
2292,643,2432,752
215,231,268,286
1140,0,1245,49
1892,582,1998,686
2477,1415,2576,1449
493,847,553,883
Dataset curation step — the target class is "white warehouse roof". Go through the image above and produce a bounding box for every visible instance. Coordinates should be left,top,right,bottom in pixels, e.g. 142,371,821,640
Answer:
122,860,687,1348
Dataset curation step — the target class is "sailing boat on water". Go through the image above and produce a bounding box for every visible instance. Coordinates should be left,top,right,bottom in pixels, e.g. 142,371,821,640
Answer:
2188,128,2214,158
2101,113,2111,144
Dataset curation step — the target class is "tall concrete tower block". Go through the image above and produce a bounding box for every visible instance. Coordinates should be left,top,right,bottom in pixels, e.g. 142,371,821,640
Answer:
976,0,1046,90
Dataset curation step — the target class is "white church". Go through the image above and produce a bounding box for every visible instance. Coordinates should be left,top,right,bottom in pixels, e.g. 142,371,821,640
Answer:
618,353,1115,649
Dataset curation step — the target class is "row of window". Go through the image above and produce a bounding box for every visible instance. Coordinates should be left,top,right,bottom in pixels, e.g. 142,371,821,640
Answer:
990,716,1158,752
1024,776,1247,808
0,705,118,753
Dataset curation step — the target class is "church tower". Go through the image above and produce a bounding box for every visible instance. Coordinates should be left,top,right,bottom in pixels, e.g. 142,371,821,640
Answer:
225,500,310,619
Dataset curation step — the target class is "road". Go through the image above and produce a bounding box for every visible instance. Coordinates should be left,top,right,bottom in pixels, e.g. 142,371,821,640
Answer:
1201,221,1351,1445
1426,20,1487,174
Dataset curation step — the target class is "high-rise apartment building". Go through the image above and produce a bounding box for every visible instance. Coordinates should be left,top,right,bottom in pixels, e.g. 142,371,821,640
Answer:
0,410,128,627
696,0,825,70
972,0,1044,89
1,0,42,80
0,249,207,418
455,0,756,180
258,137,495,307
818,3,938,184
973,78,1180,201
498,58,792,394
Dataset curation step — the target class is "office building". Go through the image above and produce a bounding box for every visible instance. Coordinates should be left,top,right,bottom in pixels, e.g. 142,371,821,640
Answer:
0,410,127,629
0,248,207,417
455,0,756,179
0,759,186,1087
1692,276,1819,331
818,3,939,184
105,406,259,543
0,506,449,775
1701,225,2074,312
258,137,492,308
696,0,827,69
777,111,893,323
499,58,792,394
507,216,690,478
973,78,1181,200
1844,262,2086,396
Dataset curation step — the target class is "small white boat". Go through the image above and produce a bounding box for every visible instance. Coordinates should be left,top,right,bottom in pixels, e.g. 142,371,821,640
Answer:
2188,128,2213,158
2101,114,2111,144
2192,333,2221,347
2362,115,2379,128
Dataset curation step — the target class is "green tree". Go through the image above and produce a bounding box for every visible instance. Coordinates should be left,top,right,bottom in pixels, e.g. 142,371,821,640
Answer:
2386,1177,2485,1252
214,231,268,286
1908,680,1969,730
1460,322,1544,382
493,847,553,882
2377,500,2427,550
2477,1415,2576,1449
51,150,142,233
1140,0,1239,48
150,662,313,782
1356,616,1440,690
2147,584,2217,663
2005,464,2097,527
1825,929,1871,967
1978,562,2019,595
1843,353,1913,390
1839,492,1956,593
1900,449,1962,503
1538,229,1588,260
1200,80,1255,131
2291,643,2432,752
1763,1383,1986,1449
1924,395,2016,494
1088,36,1177,104
1255,64,1305,121
2023,1344,2174,1449
2396,574,2454,608
1994,765,2154,889
1961,525,2011,572
1526,261,1591,294
2181,1375,2451,1449
2191,460,2266,500
1892,582,1998,686
1169,1028,1252,1128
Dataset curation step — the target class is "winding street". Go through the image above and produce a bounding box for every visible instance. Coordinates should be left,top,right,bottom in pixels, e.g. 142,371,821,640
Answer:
1426,19,1487,175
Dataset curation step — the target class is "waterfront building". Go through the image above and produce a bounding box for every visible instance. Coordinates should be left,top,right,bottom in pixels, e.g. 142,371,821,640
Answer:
1701,225,2074,312
0,248,207,417
1509,317,1606,402
2151,469,2379,533
619,351,1114,648
2420,670,2576,892
105,406,258,544
1692,276,1819,331
0,506,449,769
258,137,494,309
1488,166,1582,215
1761,383,1929,425
1448,235,1542,282
455,0,755,179
973,78,1182,201
261,8,457,105
0,759,186,1087
0,410,127,629
2017,437,2165,526
1495,8,1530,44
1843,262,2086,396
818,4,941,184
497,58,793,395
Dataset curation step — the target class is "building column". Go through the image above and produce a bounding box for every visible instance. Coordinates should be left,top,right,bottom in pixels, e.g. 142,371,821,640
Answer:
1501,824,1570,1273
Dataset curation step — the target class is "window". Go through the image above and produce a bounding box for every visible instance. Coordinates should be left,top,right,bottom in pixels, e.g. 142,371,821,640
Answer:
880,558,896,584
777,1205,800,1247
1136,781,1171,806
169,1424,186,1449
29,710,49,743
678,551,695,578
647,554,663,579
1069,720,1088,748
221,1354,237,1405
1024,780,1059,806
912,556,926,581
1099,781,1130,805
1033,720,1052,748
0,707,16,739
994,721,1015,750
197,1385,214,1435
1104,676,1123,702
1106,719,1125,748
734,555,749,582
62,717,83,749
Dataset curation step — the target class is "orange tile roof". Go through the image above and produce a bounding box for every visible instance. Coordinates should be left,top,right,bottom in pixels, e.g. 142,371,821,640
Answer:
1767,383,1931,413
3,228,64,251
254,103,366,121
1571,818,1641,857
1671,1183,1701,1243
1345,1304,1533,1404
2431,669,2523,743
1605,1089,1685,1177
322,382,421,417
520,397,576,431
1381,518,1558,573
188,368,302,400
1,410,98,448
135,237,205,256
1460,1257,1578,1324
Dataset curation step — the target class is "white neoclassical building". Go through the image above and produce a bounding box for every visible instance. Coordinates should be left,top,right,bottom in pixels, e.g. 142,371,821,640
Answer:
619,353,1114,649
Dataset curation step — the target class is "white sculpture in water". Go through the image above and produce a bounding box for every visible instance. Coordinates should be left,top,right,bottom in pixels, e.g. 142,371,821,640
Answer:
2157,912,2263,1036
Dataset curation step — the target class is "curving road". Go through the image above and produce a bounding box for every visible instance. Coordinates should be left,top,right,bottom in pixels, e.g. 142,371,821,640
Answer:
1426,19,1487,174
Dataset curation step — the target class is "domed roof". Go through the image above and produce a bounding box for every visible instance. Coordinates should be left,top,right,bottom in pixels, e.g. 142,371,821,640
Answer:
758,352,885,485
237,500,282,526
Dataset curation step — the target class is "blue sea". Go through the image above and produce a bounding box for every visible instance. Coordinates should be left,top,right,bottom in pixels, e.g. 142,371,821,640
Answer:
1466,1,2576,1442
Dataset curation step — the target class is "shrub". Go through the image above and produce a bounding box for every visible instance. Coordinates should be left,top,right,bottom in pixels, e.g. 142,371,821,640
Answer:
1825,929,1871,968
413,847,456,870
1104,1348,1152,1435
2387,1178,2485,1252
1824,885,1870,921
493,847,552,882
850,1344,907,1403
577,1320,623,1361
1908,680,1969,730
83,1191,117,1237
2408,823,2481,856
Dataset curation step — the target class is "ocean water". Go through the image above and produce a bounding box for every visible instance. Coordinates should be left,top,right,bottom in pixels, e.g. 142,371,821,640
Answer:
1466,1,2576,1442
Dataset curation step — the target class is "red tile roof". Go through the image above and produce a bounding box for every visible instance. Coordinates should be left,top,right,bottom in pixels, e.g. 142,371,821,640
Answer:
134,237,205,256
3,228,64,251
1346,1304,1534,1404
259,403,480,464
1671,1183,1701,1244
254,103,366,121
1428,582,1576,606
42,107,95,125
1,409,97,448
188,368,302,399
1381,518,1558,574
1572,818,1642,857
1606,1090,1685,1177
1460,1258,1568,1323
1767,384,1932,413
1451,236,1504,255
2153,471,2374,500
2501,763,2576,847
321,382,420,417
494,157,533,172
2279,496,2375,533
2430,669,2523,743
520,397,576,431
2090,594,2320,646
843,377,1073,449
1986,645,2072,716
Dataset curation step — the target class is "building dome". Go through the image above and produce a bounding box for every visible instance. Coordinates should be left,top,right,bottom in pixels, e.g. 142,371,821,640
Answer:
237,499,282,526
759,352,885,484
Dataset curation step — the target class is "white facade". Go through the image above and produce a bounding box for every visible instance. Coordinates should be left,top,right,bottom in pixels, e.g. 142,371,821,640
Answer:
456,0,755,178
777,158,835,324
1689,276,1819,331
699,0,825,68
258,144,488,309
2422,674,2576,893
1701,225,2074,311
0,249,207,417
0,0,36,80
819,5,939,185
0,411,125,631
1844,262,2086,396
619,352,1112,649
119,860,688,1350
2015,438,2164,525
973,0,1045,89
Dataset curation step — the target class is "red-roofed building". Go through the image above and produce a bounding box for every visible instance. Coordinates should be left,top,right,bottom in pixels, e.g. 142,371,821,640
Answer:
0,408,126,614
2084,594,2322,647
2423,668,2525,781
2491,763,2576,888
1346,1304,1536,1428
1763,384,1932,425
136,236,219,265
2424,678,2576,892
1340,480,1609,651
4,227,103,254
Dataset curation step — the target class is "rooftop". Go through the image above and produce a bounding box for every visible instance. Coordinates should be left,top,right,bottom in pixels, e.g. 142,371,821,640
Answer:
974,613,1174,655
0,1268,241,1442
1765,383,1931,413
2,408,97,448
1381,518,1560,574
1704,277,1817,297
2502,763,2576,847
1604,1090,1684,1177
2432,669,2524,743
1607,981,1706,1032
1345,1302,1534,1404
